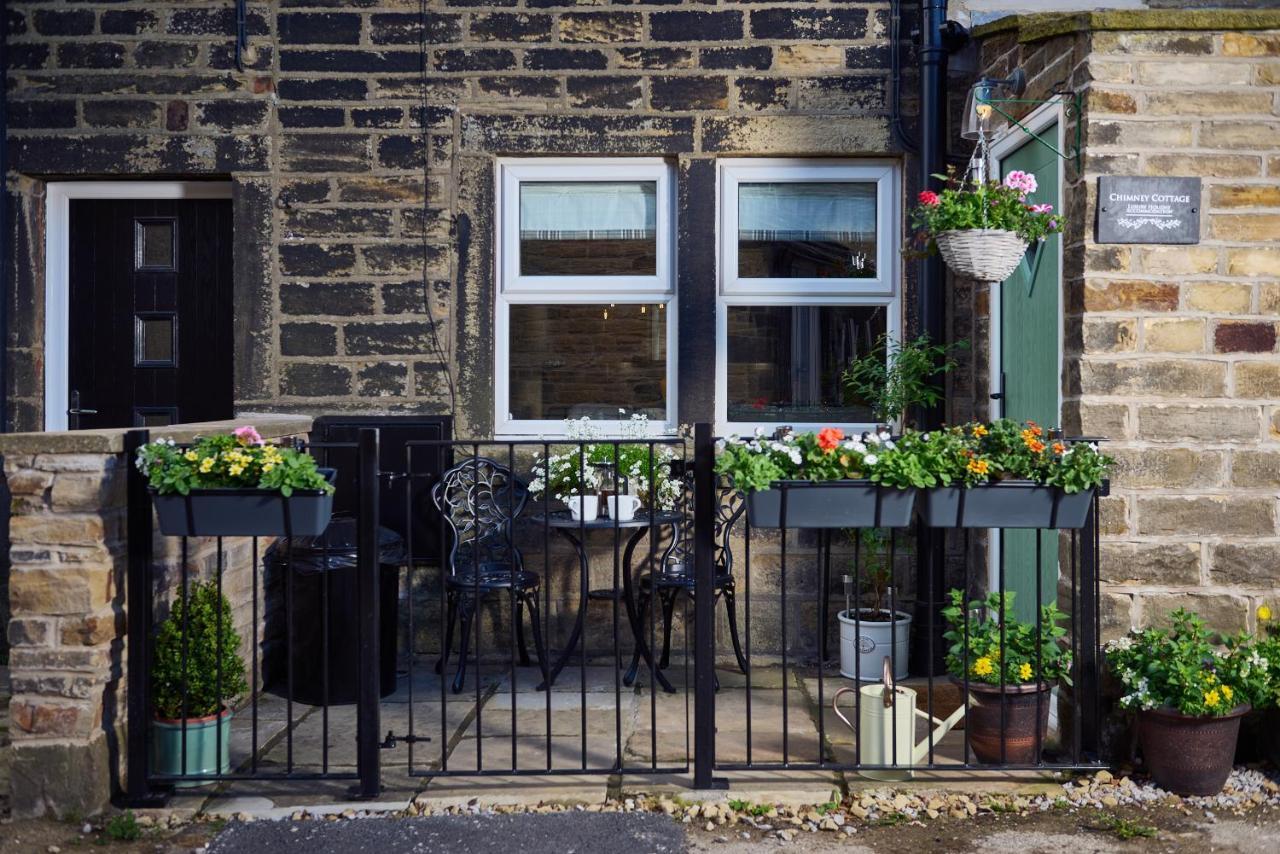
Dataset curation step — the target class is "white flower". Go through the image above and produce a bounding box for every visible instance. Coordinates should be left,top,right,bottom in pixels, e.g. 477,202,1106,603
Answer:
865,432,881,446
877,431,892,443
715,439,726,454
863,454,879,466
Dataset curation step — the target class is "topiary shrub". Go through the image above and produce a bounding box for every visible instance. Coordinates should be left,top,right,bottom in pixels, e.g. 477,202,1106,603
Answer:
152,581,248,720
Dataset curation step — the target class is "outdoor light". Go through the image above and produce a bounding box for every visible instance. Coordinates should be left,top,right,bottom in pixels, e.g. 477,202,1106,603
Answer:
961,68,1027,140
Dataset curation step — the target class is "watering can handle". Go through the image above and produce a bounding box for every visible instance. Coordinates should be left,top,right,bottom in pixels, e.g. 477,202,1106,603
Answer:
831,687,857,732
881,656,895,708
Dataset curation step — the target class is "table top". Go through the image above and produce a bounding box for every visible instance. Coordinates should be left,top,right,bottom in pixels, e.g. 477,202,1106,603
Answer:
531,509,683,529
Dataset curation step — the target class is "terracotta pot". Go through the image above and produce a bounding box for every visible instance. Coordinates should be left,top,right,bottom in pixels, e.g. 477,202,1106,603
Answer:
956,679,1051,765
1137,705,1248,796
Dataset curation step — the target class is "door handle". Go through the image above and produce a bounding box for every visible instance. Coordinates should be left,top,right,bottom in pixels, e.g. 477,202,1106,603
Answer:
68,408,99,415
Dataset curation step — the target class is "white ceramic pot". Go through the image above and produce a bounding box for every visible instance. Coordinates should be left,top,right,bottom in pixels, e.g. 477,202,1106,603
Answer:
838,609,912,681
606,495,641,521
566,495,599,521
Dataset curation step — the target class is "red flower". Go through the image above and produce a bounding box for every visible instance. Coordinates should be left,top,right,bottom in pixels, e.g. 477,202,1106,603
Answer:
917,190,941,207
817,427,845,452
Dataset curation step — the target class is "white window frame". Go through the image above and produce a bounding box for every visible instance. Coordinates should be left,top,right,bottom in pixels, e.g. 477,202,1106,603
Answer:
494,158,677,438
715,159,902,435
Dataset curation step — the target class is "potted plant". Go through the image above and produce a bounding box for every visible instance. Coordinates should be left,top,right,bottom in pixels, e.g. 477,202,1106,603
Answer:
151,581,248,785
943,589,1072,764
137,426,336,537
1222,607,1279,767
838,528,912,681
715,427,923,528
910,167,1063,282
918,420,1112,529
1107,609,1252,796
841,333,965,430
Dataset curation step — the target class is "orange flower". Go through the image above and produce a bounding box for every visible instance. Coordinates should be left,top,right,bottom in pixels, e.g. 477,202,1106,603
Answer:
967,458,990,476
817,427,845,452
1026,438,1046,454
1052,442,1066,455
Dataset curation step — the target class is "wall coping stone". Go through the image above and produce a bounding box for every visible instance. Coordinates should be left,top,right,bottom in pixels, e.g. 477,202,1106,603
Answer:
973,10,1280,44
0,415,314,456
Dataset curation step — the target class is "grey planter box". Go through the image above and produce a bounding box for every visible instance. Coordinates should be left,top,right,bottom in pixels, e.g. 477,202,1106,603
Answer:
152,469,336,537
919,482,1094,529
745,481,916,529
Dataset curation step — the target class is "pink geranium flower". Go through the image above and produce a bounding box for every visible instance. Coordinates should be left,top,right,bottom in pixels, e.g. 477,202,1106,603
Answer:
233,425,264,446
1003,170,1038,196
1029,203,1054,214
917,190,941,206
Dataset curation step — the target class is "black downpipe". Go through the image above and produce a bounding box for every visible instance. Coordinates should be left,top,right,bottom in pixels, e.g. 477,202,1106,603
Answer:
1,11,9,433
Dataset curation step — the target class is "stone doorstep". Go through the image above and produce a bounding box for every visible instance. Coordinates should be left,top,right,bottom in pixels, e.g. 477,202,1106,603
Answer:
197,796,413,821
0,414,313,456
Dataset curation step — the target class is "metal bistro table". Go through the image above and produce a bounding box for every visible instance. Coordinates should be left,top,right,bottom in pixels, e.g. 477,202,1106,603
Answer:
533,509,683,693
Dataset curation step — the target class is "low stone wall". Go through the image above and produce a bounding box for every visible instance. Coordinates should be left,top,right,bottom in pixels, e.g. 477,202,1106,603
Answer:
1,415,312,818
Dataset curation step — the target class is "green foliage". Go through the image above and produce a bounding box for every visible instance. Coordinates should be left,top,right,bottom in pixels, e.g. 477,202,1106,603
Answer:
136,429,333,498
105,811,142,841
1096,814,1157,840
1105,609,1247,717
942,589,1072,686
964,420,1113,494
841,334,965,427
910,166,1064,245
152,581,248,720
529,415,681,509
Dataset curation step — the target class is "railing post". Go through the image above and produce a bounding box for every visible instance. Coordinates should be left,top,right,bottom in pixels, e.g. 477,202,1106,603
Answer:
352,427,382,799
692,422,722,788
1078,483,1104,760
124,429,169,807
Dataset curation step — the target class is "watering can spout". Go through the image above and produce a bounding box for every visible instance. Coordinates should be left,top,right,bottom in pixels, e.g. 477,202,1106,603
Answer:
912,702,967,765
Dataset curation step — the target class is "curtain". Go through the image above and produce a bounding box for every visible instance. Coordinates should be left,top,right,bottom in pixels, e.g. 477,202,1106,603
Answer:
520,181,657,239
738,182,877,241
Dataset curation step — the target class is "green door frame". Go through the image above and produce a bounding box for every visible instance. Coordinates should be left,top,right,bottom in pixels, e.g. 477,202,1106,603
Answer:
988,103,1065,622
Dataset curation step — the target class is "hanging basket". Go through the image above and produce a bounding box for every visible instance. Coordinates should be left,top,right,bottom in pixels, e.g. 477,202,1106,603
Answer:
935,229,1027,282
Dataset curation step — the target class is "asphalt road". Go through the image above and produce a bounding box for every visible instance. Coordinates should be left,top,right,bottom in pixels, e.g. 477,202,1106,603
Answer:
206,812,686,854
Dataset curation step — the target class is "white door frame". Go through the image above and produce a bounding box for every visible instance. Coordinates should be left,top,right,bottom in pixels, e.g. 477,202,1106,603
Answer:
43,181,233,431
986,102,1066,594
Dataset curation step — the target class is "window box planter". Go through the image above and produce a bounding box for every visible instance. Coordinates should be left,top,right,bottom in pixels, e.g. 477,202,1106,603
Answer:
956,679,1051,765
152,468,336,537
745,482,915,529
919,482,1094,529
1137,704,1249,796
151,709,232,786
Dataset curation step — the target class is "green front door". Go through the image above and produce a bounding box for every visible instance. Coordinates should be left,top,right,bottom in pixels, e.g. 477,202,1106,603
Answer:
998,123,1060,623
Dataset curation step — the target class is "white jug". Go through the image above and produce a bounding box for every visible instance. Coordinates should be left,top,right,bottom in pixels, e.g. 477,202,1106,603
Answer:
832,657,966,781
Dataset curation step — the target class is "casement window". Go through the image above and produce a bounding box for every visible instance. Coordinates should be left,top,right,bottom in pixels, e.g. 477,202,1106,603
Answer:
715,160,901,433
495,159,676,437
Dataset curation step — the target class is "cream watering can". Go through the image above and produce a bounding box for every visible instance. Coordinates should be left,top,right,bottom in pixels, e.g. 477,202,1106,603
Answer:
832,657,966,781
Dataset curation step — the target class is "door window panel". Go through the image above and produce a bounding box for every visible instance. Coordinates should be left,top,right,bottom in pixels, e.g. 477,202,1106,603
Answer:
135,218,176,271
134,312,177,367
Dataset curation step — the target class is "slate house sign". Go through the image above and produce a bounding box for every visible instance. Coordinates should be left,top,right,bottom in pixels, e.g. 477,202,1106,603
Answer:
1097,176,1201,244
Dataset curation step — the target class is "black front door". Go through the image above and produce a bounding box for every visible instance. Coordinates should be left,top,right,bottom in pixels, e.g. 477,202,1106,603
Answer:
68,197,234,429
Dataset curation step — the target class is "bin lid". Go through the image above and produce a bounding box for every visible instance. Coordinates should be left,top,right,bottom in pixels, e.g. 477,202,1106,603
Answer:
269,516,406,568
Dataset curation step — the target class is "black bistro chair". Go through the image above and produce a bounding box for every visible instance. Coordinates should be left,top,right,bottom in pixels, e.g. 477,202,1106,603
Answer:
624,475,749,687
432,457,548,694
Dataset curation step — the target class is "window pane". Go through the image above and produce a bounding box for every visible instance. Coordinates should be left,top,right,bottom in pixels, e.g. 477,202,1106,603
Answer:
520,182,657,276
509,303,666,421
727,305,886,424
738,183,876,279
136,314,175,366
135,219,176,270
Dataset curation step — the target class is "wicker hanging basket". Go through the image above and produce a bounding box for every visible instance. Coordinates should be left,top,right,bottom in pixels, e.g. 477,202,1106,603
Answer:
935,229,1028,282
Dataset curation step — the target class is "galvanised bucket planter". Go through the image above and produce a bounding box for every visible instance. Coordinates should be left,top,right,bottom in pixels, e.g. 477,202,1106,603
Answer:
919,482,1094,529
151,709,233,787
745,482,916,529
152,469,336,537
1137,705,1249,796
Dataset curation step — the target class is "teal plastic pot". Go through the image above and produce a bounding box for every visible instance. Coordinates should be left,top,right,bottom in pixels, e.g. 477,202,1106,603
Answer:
151,709,232,786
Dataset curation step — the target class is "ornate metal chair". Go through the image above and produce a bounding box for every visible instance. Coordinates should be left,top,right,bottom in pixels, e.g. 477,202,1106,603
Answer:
432,457,547,694
624,474,749,686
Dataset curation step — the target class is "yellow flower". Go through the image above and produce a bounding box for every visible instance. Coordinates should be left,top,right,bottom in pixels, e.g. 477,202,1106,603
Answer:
991,646,1001,661
1204,689,1220,708
966,458,990,476
1221,685,1234,703
228,464,245,477
199,458,215,473
1260,604,1273,622
1205,672,1217,684
183,450,199,462
263,463,275,473
973,657,994,677
971,424,988,438
1018,662,1033,682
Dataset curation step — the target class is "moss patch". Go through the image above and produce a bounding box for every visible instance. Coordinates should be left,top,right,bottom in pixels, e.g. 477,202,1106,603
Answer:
974,10,1280,45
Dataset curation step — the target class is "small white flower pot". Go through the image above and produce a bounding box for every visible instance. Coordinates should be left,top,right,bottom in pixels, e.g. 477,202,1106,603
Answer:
838,608,912,681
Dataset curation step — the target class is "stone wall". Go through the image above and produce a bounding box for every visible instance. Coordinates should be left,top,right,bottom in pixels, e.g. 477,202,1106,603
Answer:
4,1,911,436
976,10,1280,640
0,416,311,817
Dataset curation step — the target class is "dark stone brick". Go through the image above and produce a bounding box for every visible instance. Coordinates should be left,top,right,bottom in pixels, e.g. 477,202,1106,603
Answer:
166,101,189,132
370,13,462,45
434,49,517,72
277,78,367,101
651,77,729,111
377,136,426,170
20,71,248,97
281,363,351,397
413,363,452,399
750,9,868,41
617,47,693,70
345,322,433,356
196,100,270,131
278,180,332,206
279,12,362,45
1215,322,1277,353
470,13,552,42
361,243,439,275
57,43,126,69
281,50,421,74
7,101,76,130
352,107,403,129
567,76,642,109
281,134,370,173
701,47,772,71
281,323,338,357
8,45,50,70
383,280,449,315
135,42,199,69
523,49,608,71
446,0,517,6
737,77,790,111
796,75,885,112
410,105,454,129
461,114,695,155
281,282,375,315
284,208,394,237
650,12,742,42
279,244,357,277
280,106,346,128
357,362,409,397
100,10,158,36
83,100,161,129
477,76,561,98
33,10,94,37
5,8,27,37
169,9,269,37
846,44,892,69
